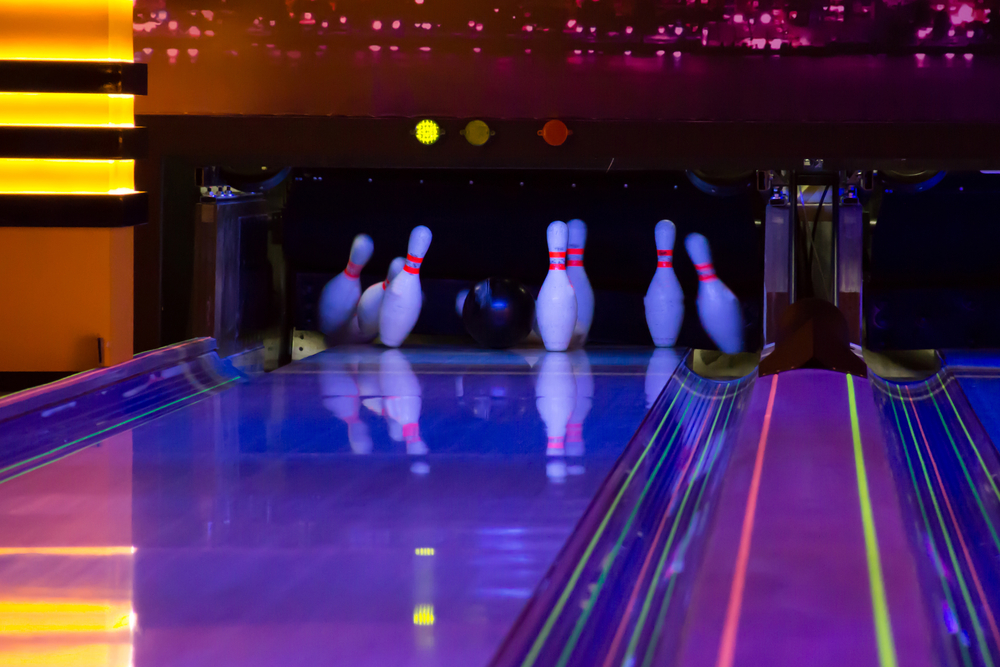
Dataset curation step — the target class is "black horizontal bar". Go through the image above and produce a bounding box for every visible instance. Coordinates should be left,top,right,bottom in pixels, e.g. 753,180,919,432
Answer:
0,126,147,159
0,61,147,95
0,192,148,227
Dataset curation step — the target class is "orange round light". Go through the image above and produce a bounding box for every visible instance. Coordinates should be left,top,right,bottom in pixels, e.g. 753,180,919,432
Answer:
538,120,571,146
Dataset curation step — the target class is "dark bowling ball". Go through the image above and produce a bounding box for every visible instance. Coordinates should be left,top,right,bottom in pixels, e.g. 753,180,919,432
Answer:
462,278,536,349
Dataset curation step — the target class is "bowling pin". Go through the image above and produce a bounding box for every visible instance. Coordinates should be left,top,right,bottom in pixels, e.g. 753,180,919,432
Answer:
535,352,576,483
379,349,427,458
318,234,375,337
645,220,685,347
456,289,469,318
379,226,432,348
567,350,593,475
645,347,682,409
356,256,406,343
685,233,744,354
319,360,373,455
536,221,577,352
567,219,594,347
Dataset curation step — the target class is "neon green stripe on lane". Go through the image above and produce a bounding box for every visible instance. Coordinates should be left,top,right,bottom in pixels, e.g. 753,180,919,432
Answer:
847,375,899,667
519,378,689,667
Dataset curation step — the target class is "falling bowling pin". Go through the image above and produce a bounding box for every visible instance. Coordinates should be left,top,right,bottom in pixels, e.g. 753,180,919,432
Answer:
645,220,685,348
536,221,577,352
318,234,374,337
566,219,594,347
685,233,744,354
379,226,432,348
535,352,576,482
356,256,406,343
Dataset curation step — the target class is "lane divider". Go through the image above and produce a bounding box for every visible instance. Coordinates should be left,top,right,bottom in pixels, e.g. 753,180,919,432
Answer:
715,374,778,667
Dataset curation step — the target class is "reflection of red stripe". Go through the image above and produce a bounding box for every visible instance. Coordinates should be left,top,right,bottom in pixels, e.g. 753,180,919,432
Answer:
566,423,583,441
547,436,565,449
403,423,420,441
344,261,362,279
549,264,566,271
657,261,673,268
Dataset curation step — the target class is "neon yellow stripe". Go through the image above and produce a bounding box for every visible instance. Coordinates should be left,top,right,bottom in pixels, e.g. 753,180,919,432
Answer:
847,375,898,667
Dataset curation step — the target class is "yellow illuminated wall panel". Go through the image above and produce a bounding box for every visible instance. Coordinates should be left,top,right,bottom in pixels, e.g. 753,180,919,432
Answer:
0,93,134,127
0,0,134,62
0,159,134,194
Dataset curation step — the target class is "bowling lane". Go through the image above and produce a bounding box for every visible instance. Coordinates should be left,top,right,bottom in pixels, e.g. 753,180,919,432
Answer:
0,345,679,667
675,370,936,667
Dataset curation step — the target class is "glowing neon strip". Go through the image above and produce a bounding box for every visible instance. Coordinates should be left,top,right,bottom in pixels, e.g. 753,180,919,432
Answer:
624,385,730,667
0,546,134,556
937,376,1000,506
906,386,1000,655
519,378,689,667
641,383,745,667
847,375,899,667
925,380,1000,555
715,373,778,667
884,390,974,667
894,385,992,665
0,376,237,485
552,391,699,667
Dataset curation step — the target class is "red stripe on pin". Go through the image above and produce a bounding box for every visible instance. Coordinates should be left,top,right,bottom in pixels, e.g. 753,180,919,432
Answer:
657,261,672,268
657,250,673,257
404,265,420,274
549,251,566,259
549,264,566,270
406,254,423,265
567,249,584,256
344,261,362,279
567,260,584,267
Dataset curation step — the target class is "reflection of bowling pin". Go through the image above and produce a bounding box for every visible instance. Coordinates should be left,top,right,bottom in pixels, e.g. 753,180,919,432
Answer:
536,352,576,483
456,289,469,318
318,234,374,337
536,222,577,352
645,220,685,348
685,233,743,354
380,226,432,348
379,350,428,466
356,257,405,343
319,361,373,454
567,219,594,347
567,350,593,475
645,348,682,409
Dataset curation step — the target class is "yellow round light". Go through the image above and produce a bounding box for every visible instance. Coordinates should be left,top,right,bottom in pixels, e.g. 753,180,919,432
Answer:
462,120,492,146
414,119,442,145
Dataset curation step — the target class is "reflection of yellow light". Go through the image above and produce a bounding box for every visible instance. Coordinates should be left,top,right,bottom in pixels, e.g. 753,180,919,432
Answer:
0,546,135,556
0,159,134,194
413,604,435,626
414,120,442,145
0,644,132,667
0,600,133,634
0,94,134,127
414,547,435,556
0,0,133,62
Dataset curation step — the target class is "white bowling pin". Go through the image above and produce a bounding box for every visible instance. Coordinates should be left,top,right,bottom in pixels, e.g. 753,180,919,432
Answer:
318,234,375,337
567,350,593,474
319,361,372,455
379,226,432,348
536,352,576,482
685,233,744,354
456,289,469,318
567,219,594,347
645,220,685,347
536,221,577,352
645,347,682,409
379,349,427,456
356,256,406,343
